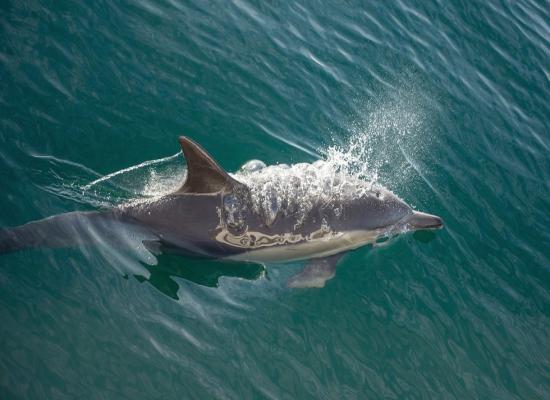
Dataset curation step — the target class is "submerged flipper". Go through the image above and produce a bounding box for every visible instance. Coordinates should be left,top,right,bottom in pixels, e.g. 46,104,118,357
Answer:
286,253,346,288
176,136,244,194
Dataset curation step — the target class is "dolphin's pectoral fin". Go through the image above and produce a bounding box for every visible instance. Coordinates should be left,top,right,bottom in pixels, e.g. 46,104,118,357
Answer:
286,253,346,289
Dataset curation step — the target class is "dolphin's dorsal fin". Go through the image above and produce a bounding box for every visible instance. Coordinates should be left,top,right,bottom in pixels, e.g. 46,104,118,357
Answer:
176,136,242,194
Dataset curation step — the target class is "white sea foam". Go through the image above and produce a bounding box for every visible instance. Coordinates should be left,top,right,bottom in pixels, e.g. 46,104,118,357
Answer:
234,160,381,227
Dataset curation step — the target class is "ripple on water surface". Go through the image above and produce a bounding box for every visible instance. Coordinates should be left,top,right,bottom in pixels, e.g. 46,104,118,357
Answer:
0,0,549,398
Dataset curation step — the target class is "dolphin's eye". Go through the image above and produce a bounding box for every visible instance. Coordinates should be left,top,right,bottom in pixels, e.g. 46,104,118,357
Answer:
375,191,380,198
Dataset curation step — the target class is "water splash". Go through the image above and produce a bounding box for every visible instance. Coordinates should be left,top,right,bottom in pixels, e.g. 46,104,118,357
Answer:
231,95,430,227
82,152,181,191
234,160,382,228
72,153,184,207
30,151,184,208
341,93,431,192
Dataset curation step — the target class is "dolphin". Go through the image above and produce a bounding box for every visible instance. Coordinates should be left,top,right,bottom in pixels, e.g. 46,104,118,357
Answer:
0,137,443,288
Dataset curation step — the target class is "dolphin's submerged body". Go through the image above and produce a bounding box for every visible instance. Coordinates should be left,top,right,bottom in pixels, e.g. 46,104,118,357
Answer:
0,137,443,288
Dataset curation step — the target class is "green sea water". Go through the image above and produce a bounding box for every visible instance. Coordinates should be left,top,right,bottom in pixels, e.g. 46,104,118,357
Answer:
1,0,549,398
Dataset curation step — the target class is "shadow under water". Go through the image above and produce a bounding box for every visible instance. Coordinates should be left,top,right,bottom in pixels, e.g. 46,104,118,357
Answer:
134,255,266,299
412,229,437,243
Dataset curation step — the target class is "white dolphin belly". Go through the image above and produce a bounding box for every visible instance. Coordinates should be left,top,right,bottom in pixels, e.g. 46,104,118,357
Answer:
225,229,381,263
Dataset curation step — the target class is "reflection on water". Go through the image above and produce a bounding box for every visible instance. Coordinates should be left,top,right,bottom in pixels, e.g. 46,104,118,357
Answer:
135,256,265,299
412,229,437,243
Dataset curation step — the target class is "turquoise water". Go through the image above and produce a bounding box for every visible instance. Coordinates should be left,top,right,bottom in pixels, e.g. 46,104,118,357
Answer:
1,0,549,398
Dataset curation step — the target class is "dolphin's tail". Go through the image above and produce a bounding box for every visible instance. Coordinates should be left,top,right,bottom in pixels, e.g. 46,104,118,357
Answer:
0,228,23,254
0,211,111,255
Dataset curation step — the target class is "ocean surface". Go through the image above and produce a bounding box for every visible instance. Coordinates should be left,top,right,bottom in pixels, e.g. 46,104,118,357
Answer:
1,0,549,398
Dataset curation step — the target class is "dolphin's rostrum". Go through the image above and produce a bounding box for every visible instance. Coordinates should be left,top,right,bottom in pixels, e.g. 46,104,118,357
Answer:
0,137,443,288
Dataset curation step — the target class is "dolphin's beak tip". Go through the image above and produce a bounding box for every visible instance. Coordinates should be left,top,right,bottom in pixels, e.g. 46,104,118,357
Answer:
409,211,444,230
